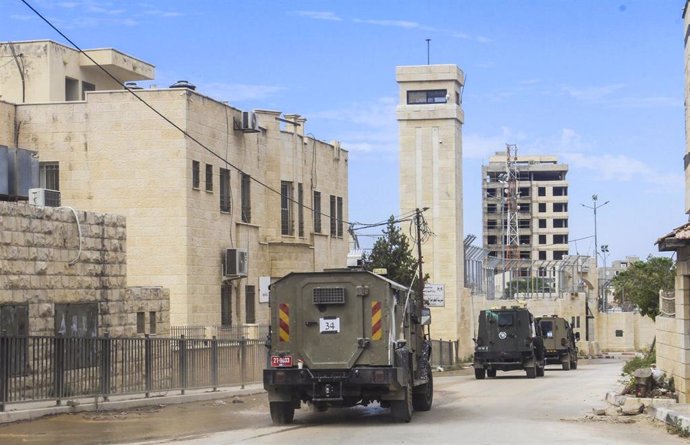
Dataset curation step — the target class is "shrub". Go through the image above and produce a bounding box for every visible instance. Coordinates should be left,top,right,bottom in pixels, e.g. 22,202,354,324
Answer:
622,351,656,375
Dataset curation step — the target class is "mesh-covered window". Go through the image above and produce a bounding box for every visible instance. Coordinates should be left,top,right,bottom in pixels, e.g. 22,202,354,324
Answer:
206,164,213,192
337,196,343,238
298,183,304,237
241,173,251,223
220,168,230,212
313,287,346,304
313,191,322,233
281,181,294,235
330,195,337,236
192,161,200,189
221,285,232,326
245,285,256,324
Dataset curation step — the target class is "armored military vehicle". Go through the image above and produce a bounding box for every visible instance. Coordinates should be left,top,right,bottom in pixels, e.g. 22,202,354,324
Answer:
537,315,579,370
473,306,545,379
263,269,433,424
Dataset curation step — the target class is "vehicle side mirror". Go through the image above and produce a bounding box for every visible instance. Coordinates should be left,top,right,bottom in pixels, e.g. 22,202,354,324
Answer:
421,307,431,326
575,332,581,341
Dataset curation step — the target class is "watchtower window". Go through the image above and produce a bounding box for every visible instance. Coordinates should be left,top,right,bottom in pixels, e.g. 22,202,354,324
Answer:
407,89,448,104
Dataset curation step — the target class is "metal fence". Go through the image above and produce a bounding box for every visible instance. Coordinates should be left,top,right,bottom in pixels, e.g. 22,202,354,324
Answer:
0,335,266,412
170,325,270,340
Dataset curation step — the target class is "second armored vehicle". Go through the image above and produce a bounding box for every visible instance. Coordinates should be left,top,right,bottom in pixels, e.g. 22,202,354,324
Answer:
473,306,545,379
537,315,579,370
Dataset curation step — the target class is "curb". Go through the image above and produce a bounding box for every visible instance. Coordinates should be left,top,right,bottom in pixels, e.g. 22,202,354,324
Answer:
0,385,266,424
649,406,690,431
605,390,689,432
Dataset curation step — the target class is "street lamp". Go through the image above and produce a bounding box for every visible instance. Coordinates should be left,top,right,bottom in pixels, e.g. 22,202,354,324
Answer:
601,245,609,312
581,194,609,267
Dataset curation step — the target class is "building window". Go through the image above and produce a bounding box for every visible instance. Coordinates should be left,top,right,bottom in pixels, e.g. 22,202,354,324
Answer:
137,312,145,334
330,195,337,236
281,181,294,235
539,219,547,229
539,251,547,260
313,191,322,233
553,186,568,196
486,188,496,198
337,196,343,238
192,161,200,189
407,89,448,104
539,235,547,245
245,285,256,324
220,168,231,212
554,219,568,228
519,187,530,197
538,203,547,213
221,285,232,326
553,203,568,212
520,251,531,260
206,164,213,192
519,235,530,245
519,203,530,213
65,77,79,101
241,173,251,223
554,234,568,244
81,81,95,100
488,235,497,245
487,219,497,229
149,311,157,334
553,251,568,260
487,203,497,214
39,162,60,190
518,219,530,228
538,187,546,197
298,183,304,237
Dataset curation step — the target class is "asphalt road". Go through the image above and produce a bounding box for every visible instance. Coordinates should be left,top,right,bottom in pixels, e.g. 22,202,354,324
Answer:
0,359,685,445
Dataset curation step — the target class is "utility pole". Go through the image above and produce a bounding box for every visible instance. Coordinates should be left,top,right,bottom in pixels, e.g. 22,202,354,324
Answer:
426,39,431,65
580,194,609,267
415,207,425,301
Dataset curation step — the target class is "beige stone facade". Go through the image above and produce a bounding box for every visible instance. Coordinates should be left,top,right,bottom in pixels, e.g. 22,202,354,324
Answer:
0,40,349,328
0,201,168,337
396,65,465,342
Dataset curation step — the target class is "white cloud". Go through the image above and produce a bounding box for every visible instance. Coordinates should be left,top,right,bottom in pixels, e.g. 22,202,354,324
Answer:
354,18,425,29
562,152,682,187
295,11,341,21
202,82,286,102
563,84,626,101
463,127,528,160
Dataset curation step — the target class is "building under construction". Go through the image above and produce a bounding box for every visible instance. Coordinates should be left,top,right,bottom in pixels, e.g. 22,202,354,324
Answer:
481,149,569,283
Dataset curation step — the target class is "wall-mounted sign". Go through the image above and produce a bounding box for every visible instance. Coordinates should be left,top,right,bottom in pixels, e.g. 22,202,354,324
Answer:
424,283,445,307
259,276,271,303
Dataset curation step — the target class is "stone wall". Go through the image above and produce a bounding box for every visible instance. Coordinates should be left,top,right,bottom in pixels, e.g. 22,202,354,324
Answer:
0,201,168,337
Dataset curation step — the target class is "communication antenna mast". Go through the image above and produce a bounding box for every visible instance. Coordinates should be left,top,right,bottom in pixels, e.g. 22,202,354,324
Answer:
505,144,519,262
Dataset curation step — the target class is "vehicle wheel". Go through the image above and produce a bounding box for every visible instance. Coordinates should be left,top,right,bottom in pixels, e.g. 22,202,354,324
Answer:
487,369,497,378
571,359,578,370
270,401,295,425
536,366,544,377
412,366,433,411
562,359,571,371
525,366,536,379
474,367,486,380
391,380,413,423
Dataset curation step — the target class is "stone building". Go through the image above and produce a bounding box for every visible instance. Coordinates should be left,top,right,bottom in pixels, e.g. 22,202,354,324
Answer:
482,152,569,263
396,65,469,345
655,1,690,403
0,40,349,328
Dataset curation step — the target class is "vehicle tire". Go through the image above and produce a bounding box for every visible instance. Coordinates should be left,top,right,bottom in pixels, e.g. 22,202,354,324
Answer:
525,366,536,379
474,367,486,380
562,359,571,371
571,358,578,370
412,365,433,412
391,380,413,423
487,369,497,378
270,401,295,425
536,366,544,377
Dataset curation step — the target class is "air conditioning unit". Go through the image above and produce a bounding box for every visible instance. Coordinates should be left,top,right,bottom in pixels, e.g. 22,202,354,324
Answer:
28,188,61,207
240,111,258,132
223,248,248,278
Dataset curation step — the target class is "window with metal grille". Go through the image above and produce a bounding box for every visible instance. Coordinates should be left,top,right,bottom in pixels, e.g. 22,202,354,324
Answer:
313,287,346,304
298,183,304,237
241,173,251,223
220,168,230,212
245,285,256,324
137,312,145,334
281,181,294,235
149,311,157,334
313,191,322,233
221,285,232,326
330,195,337,236
192,161,200,189
206,164,213,192
39,162,60,190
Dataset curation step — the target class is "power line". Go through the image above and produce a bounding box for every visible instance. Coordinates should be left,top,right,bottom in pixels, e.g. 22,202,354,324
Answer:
19,0,363,226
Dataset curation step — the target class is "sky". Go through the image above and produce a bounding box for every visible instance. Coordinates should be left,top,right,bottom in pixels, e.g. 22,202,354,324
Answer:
4,0,688,263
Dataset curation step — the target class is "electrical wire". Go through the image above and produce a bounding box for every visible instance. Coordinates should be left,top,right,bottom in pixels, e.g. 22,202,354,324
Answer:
19,0,369,228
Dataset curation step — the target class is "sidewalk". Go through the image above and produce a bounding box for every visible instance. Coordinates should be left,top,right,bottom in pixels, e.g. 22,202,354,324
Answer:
605,390,690,432
0,383,266,424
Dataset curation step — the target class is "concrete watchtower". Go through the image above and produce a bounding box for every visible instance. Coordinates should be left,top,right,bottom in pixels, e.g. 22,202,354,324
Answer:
396,65,465,343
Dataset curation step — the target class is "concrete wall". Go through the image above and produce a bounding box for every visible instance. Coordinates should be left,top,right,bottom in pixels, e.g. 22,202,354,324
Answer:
0,201,168,337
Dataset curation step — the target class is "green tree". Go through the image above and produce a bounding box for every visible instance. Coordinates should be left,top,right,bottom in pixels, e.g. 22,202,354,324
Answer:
365,216,418,287
610,256,675,320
